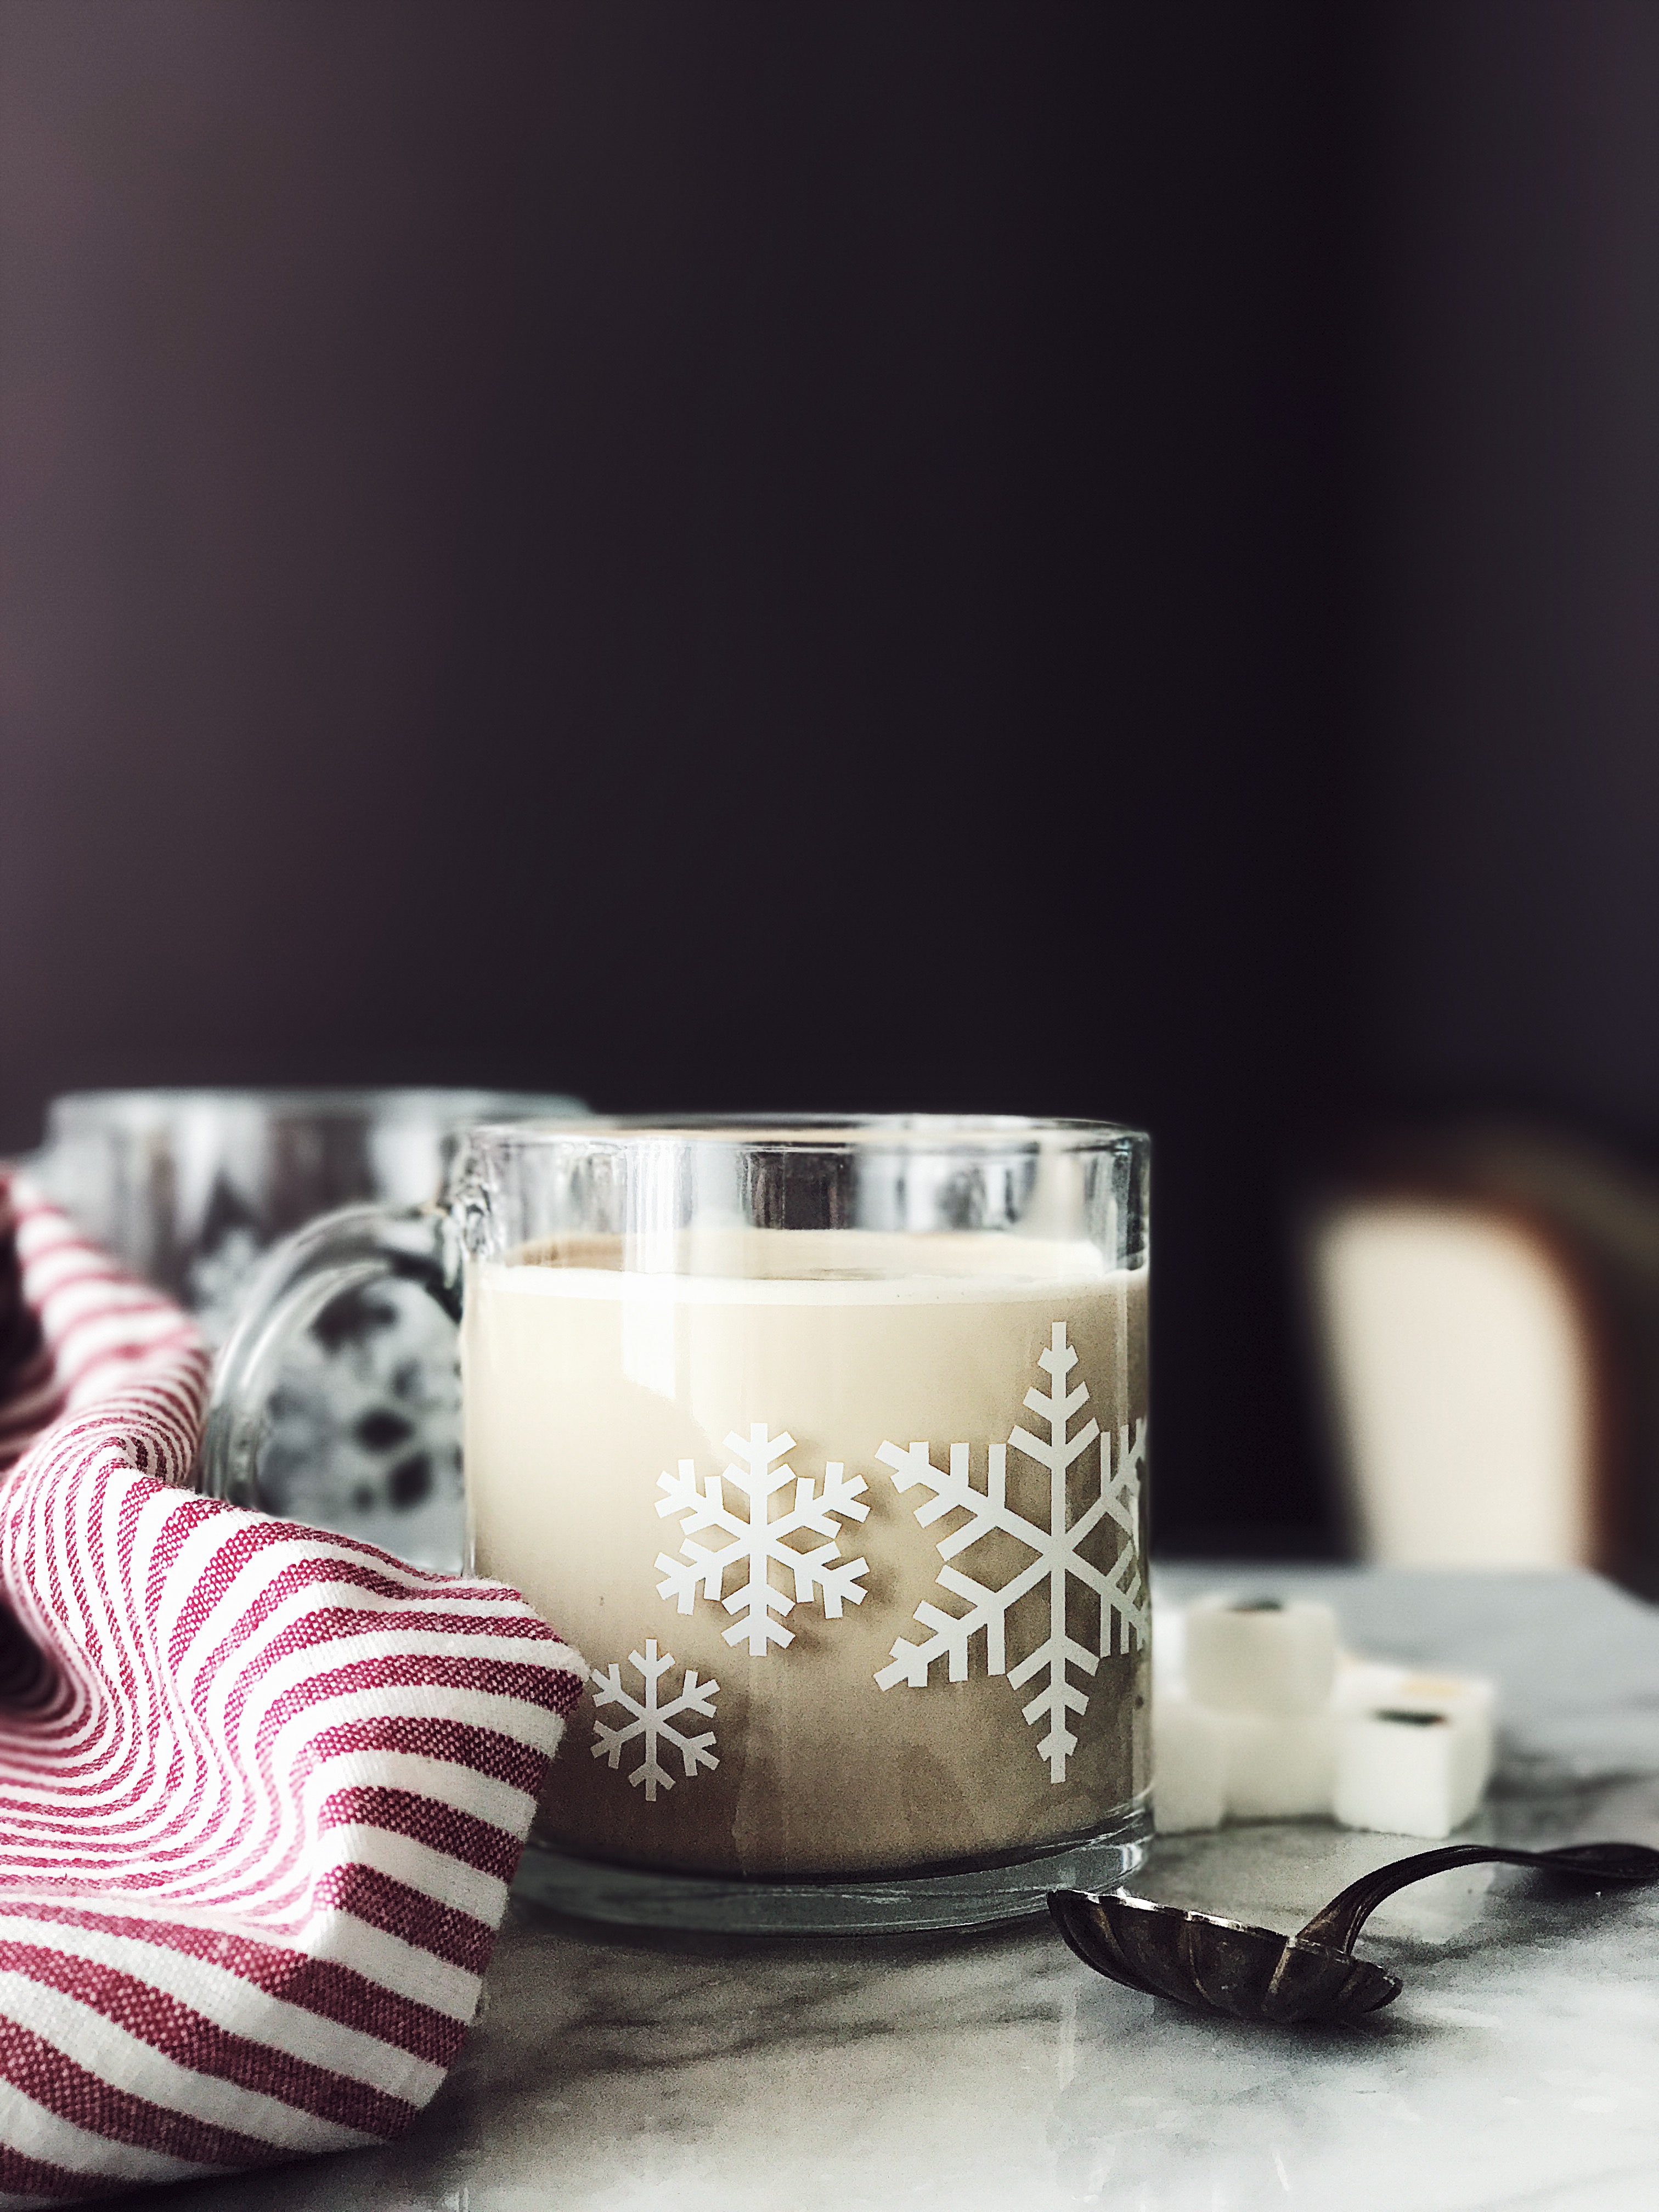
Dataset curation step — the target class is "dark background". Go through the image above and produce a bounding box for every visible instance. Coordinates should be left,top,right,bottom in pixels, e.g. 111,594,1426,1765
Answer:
4,2,1657,1554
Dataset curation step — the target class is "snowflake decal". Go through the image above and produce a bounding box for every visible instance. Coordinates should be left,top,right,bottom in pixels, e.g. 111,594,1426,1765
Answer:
874,1322,1148,1782
590,1641,719,1803
655,1425,871,1657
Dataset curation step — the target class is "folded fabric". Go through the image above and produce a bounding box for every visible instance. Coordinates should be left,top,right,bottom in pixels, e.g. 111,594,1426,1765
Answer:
0,1173,584,2205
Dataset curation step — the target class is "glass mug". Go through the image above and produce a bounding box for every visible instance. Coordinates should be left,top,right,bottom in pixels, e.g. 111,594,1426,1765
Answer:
203,1115,1151,1932
35,1087,582,1569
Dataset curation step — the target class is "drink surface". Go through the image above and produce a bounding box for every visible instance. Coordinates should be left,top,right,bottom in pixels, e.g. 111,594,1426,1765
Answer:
464,1229,1149,1878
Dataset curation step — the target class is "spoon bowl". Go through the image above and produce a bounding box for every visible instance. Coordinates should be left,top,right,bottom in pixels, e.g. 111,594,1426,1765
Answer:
1049,1889,1400,2024
1051,1839,1659,2027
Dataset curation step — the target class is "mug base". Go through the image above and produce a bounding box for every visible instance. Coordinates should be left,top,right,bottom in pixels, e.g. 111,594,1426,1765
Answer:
510,1801,1151,1934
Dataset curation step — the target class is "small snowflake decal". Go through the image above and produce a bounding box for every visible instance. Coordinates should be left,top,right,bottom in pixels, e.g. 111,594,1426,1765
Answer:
590,1641,719,1803
875,1322,1148,1782
655,1424,871,1656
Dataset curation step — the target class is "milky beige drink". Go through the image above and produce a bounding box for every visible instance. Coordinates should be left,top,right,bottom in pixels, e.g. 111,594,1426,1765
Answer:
465,1229,1149,1880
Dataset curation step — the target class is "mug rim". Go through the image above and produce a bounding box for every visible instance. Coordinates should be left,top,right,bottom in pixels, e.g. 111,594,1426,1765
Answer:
460,1111,1149,1152
46,1086,585,1132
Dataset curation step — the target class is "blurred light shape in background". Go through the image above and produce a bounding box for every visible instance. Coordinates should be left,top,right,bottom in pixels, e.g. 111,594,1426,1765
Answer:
1311,1201,1594,1571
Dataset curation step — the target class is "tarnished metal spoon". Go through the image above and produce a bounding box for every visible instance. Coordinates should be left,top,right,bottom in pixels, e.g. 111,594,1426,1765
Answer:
1049,1840,1659,2025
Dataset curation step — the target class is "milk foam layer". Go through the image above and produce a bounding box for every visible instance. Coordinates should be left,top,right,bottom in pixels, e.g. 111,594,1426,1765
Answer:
464,1229,1149,1878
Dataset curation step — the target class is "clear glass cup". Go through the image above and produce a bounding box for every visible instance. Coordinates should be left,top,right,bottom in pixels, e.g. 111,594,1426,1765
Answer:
202,1114,1151,1931
35,1087,583,1568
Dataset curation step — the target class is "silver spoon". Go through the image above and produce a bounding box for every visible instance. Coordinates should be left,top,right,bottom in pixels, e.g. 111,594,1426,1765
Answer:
1049,1840,1659,2025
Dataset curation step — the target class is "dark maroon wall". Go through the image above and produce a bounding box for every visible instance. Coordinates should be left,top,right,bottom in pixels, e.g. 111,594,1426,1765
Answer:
0,2,1358,1549
1355,1,1659,1142
8,2,1657,1549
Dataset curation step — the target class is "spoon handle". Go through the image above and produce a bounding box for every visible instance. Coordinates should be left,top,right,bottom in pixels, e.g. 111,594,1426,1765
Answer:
1297,1841,1659,1956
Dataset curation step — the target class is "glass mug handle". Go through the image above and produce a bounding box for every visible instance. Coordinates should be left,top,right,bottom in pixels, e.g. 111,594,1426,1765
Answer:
197,1201,461,1511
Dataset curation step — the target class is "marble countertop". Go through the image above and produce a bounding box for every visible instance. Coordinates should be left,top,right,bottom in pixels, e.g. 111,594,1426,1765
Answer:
116,1568,1659,2212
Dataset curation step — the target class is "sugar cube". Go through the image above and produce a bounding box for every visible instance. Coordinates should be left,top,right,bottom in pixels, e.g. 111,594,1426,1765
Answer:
1185,1596,1338,1715
1333,1663,1496,1787
1218,1709,1336,1821
1333,1705,1486,1839
1152,1695,1226,1833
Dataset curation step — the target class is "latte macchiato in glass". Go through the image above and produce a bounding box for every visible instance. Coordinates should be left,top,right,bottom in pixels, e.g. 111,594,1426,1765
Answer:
207,1118,1152,1932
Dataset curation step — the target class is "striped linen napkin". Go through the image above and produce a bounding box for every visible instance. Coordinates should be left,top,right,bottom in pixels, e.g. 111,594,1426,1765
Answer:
0,1172,584,2204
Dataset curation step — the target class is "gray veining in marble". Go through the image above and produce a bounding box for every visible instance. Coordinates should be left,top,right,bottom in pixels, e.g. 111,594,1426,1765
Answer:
114,1570,1659,2212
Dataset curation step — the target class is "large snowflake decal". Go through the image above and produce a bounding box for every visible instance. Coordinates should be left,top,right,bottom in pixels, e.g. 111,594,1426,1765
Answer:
874,1322,1147,1782
655,1425,871,1656
590,1641,719,1803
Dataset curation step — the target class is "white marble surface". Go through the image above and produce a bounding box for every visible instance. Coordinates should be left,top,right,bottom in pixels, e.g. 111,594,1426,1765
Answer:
115,1569,1659,2212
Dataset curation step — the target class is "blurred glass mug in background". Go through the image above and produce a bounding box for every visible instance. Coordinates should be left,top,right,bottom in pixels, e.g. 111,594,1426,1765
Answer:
32,1088,583,1568
202,1115,1150,1932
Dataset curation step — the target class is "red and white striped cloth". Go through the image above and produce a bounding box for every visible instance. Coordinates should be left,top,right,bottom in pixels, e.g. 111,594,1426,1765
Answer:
0,1173,584,2204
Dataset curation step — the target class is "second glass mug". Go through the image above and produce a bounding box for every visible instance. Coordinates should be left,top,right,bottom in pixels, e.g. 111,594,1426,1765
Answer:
203,1115,1151,1933
35,1086,583,1570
